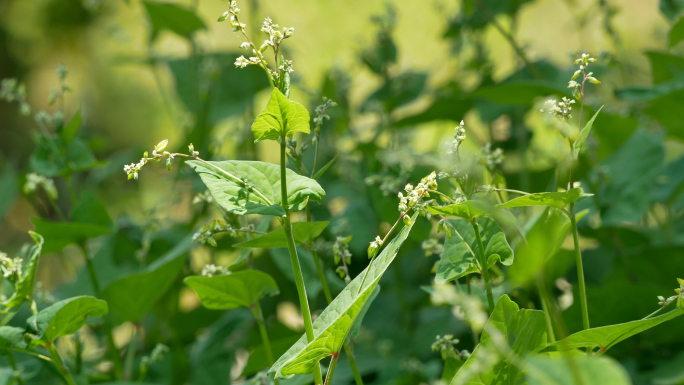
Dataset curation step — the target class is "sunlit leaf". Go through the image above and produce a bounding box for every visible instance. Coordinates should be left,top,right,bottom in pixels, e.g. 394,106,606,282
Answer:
497,188,591,209
26,296,108,348
269,213,418,379
252,89,310,142
234,222,329,249
184,270,279,310
186,160,325,216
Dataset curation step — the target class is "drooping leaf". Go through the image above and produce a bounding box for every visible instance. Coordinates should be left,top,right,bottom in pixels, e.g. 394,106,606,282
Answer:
26,296,108,348
572,106,603,159
186,160,325,216
60,109,81,145
234,222,329,249
497,188,591,209
0,326,28,353
269,213,418,379
142,0,206,41
184,270,279,310
252,88,310,142
99,236,192,325
1,232,43,310
543,307,684,352
451,295,547,384
426,200,494,220
436,217,513,284
525,354,631,385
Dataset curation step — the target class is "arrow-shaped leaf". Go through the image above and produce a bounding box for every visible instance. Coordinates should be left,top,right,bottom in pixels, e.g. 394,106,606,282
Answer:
234,222,329,249
436,218,513,284
497,188,592,209
184,270,279,310
187,160,325,217
252,88,310,142
572,106,603,159
269,213,418,379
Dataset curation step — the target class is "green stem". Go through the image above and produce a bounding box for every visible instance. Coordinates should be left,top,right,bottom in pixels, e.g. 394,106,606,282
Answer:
124,324,139,381
47,343,77,385
536,276,556,343
8,352,24,385
323,354,339,385
343,344,364,385
470,219,495,313
5,347,51,362
79,243,123,379
569,205,590,333
280,138,323,385
252,301,275,366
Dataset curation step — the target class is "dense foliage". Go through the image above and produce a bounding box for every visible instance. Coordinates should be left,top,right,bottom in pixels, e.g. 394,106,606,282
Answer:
1,0,684,384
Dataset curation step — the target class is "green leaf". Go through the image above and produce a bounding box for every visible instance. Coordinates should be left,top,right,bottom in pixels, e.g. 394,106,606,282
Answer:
497,188,591,209
572,106,603,159
60,109,81,145
251,88,310,142
186,160,325,216
99,236,192,325
525,354,631,385
436,217,513,284
26,296,108,348
671,17,684,46
269,213,418,379
1,232,43,310
451,295,547,384
0,326,28,353
471,81,569,105
347,285,380,343
234,222,329,249
70,191,114,228
660,0,684,22
426,200,494,220
142,0,206,41
313,154,338,180
0,368,13,385
32,219,112,254
542,307,684,353
184,270,279,310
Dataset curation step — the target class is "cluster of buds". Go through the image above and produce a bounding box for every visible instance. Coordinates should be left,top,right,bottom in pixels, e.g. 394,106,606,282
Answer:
447,120,466,155
436,218,454,239
656,278,684,309
124,140,194,180
23,173,58,201
218,1,245,31
0,78,30,116
421,238,444,257
367,236,383,260
431,334,466,361
193,220,256,247
234,55,261,69
261,17,294,50
568,53,600,99
312,97,337,146
333,235,353,284
139,344,170,378
0,251,22,281
541,97,575,120
286,137,308,161
201,264,230,277
479,143,504,172
397,172,438,214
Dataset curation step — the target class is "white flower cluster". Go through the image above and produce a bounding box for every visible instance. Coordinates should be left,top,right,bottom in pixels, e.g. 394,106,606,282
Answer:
261,17,294,43
201,264,230,277
447,120,466,155
218,1,245,31
480,143,504,172
541,97,575,120
234,55,261,69
397,172,438,213
568,53,600,98
0,251,22,280
124,140,190,180
23,173,58,200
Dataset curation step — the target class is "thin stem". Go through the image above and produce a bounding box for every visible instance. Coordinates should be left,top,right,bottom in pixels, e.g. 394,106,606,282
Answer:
343,343,364,385
280,138,323,385
252,301,275,366
78,243,123,379
642,305,668,320
47,343,77,385
470,219,495,313
323,354,339,385
569,206,590,333
5,347,52,362
124,324,139,381
536,276,556,343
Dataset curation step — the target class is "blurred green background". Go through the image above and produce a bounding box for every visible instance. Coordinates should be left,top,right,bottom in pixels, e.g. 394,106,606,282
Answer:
2,0,684,384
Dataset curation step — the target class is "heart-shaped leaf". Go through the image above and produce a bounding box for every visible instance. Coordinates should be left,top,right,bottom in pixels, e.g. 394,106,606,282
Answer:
451,295,547,384
100,236,192,325
234,222,329,249
573,106,603,159
186,160,325,217
436,218,513,284
543,307,684,353
1,232,43,310
184,270,279,310
26,296,108,348
252,88,310,142
269,213,418,379
497,188,592,209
